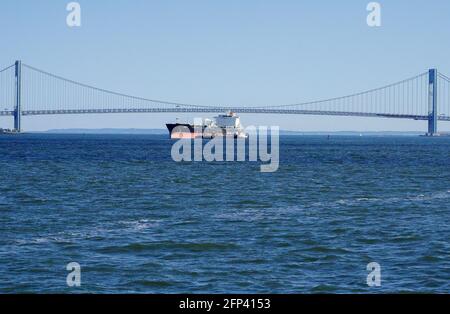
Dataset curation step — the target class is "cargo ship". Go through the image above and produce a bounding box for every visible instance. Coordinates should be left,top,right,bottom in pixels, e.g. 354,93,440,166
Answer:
166,111,247,139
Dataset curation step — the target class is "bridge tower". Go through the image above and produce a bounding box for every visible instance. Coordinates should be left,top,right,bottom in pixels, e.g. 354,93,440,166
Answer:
427,68,438,136
14,60,22,132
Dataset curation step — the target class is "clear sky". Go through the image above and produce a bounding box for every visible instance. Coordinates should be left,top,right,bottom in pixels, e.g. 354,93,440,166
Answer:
1,0,450,131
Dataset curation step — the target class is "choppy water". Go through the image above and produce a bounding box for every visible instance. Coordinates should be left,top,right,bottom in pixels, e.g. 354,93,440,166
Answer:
0,134,449,293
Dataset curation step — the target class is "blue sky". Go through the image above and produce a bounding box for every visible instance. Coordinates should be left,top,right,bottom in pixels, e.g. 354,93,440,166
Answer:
1,0,450,131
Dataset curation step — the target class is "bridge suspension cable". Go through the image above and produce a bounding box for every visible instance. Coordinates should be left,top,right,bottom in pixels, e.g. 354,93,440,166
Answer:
17,63,437,120
438,72,450,119
258,72,430,116
21,63,213,114
0,63,16,114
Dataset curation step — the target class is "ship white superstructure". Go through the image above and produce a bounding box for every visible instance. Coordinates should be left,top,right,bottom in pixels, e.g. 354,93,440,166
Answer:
206,111,247,138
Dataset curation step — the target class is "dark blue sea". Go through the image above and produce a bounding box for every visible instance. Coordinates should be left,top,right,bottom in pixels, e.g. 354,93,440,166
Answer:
0,134,449,293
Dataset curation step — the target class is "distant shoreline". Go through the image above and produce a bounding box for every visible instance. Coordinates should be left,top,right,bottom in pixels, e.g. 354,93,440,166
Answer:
30,128,434,136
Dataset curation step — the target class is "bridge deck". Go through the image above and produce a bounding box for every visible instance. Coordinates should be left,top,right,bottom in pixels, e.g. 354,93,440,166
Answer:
1,108,449,121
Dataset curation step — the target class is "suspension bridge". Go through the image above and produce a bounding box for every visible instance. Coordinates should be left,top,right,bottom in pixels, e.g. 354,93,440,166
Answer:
1,60,450,135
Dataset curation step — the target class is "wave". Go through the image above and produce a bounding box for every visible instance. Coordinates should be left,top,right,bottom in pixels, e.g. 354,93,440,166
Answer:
13,218,161,246
311,190,450,208
97,241,239,254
